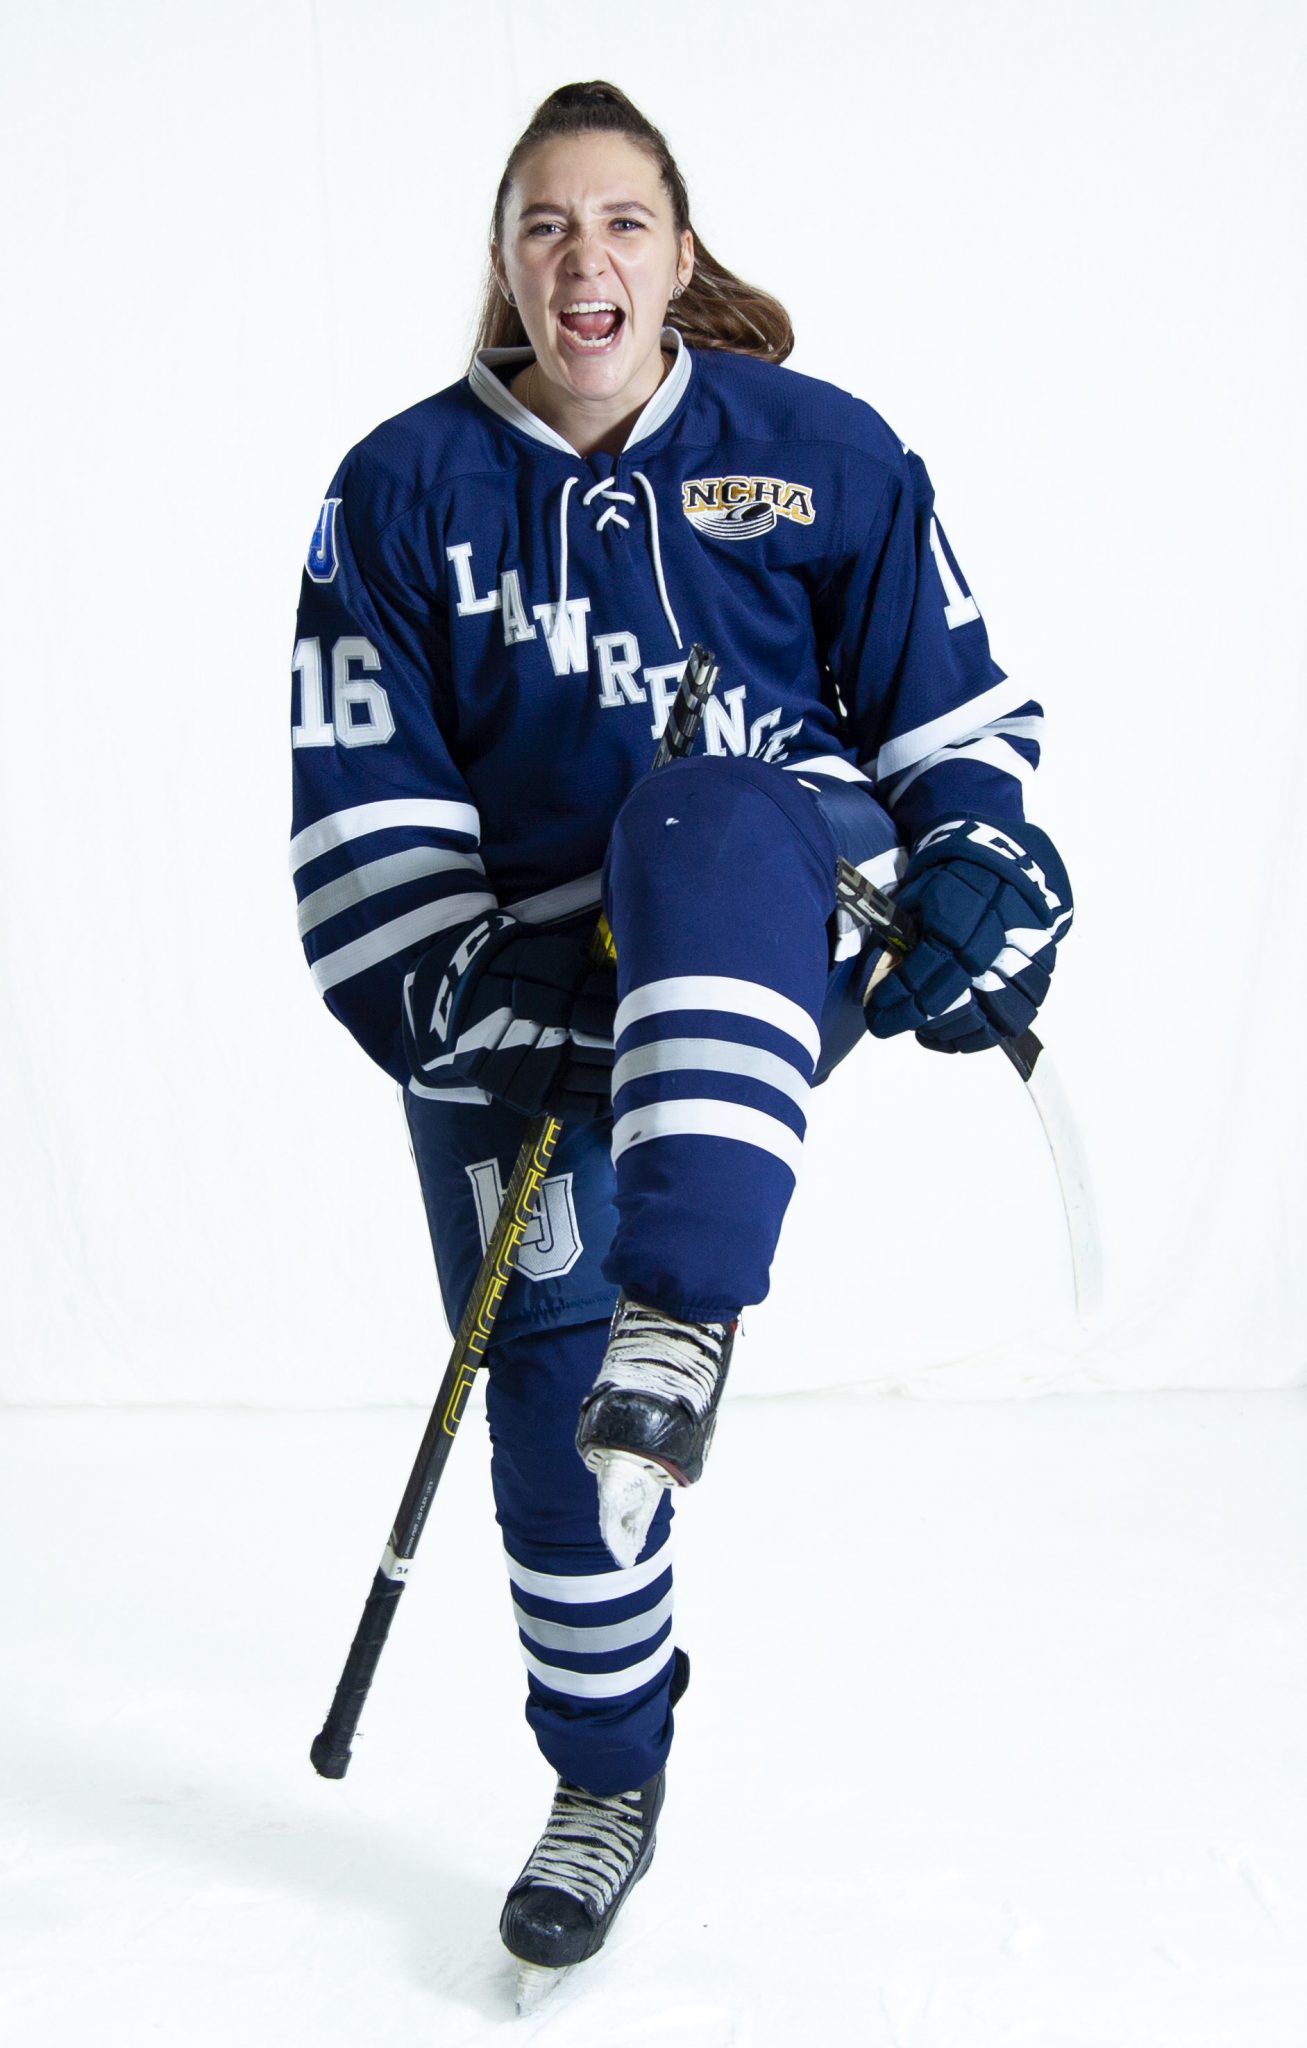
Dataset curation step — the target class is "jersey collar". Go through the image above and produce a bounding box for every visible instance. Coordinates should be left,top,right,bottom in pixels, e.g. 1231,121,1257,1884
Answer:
469,329,693,457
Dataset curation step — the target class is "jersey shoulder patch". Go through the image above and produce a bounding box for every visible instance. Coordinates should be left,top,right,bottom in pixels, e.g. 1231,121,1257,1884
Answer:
306,498,342,584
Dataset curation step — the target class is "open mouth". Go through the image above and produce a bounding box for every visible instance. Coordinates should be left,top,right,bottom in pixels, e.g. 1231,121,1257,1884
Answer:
558,301,625,350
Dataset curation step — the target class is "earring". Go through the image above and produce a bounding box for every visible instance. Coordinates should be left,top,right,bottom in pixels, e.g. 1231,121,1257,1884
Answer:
672,284,684,300
502,287,516,306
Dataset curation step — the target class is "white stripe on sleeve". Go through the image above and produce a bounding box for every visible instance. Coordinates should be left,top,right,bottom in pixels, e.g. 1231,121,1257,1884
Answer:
781,754,874,785
290,797,481,876
883,733,1037,805
873,678,1030,783
296,846,488,938
310,891,496,995
985,715,1045,743
406,1080,494,1104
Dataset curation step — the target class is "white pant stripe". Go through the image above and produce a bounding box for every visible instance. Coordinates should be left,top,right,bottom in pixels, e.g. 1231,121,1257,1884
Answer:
614,976,820,1067
612,1098,805,1177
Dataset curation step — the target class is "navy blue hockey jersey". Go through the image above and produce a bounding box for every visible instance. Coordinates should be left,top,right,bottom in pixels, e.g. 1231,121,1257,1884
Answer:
291,337,1042,1080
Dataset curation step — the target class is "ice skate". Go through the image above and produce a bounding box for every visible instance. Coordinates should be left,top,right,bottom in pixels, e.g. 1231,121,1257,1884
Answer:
501,1769,665,2015
576,1296,736,1566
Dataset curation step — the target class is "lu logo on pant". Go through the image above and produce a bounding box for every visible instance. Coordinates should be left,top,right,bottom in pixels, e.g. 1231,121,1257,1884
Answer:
465,1158,584,1281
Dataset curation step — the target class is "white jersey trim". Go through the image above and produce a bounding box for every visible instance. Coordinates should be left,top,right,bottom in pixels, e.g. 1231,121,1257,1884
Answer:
290,797,480,876
470,330,692,456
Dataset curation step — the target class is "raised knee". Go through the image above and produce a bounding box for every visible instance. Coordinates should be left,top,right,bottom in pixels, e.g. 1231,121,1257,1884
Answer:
607,754,836,893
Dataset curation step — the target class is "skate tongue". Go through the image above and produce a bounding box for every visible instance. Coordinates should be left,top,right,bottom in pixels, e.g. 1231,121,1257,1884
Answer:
589,1449,669,1567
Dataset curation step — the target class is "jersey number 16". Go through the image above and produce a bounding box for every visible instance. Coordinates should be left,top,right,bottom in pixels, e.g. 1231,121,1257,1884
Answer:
292,635,395,749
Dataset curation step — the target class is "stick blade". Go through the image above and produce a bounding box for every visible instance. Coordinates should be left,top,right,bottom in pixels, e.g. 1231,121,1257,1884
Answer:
1019,1043,1103,1323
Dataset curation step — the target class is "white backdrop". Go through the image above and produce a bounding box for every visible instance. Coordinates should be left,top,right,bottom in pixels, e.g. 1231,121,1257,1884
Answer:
1,0,1303,1404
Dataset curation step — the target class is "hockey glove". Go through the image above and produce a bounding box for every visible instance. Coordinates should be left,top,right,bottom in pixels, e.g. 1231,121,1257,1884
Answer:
403,909,616,1120
866,816,1073,1054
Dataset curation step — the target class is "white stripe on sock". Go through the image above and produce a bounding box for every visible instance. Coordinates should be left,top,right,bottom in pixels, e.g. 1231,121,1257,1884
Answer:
611,1098,805,1177
614,976,819,1066
504,1538,673,1605
520,1637,675,1701
512,1589,674,1656
612,1035,811,1109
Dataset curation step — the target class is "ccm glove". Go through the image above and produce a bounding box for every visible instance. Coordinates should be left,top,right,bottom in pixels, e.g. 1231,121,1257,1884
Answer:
403,909,616,1120
867,816,1073,1054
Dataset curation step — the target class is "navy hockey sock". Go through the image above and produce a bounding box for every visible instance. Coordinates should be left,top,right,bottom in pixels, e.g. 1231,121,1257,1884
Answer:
486,1321,683,1794
600,755,838,1319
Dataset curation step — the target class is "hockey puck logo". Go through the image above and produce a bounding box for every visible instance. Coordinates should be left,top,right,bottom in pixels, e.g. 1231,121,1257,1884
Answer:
685,501,779,542
681,474,816,541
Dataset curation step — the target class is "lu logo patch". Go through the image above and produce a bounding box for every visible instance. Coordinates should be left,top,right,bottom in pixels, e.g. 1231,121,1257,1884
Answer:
306,498,342,584
681,474,816,541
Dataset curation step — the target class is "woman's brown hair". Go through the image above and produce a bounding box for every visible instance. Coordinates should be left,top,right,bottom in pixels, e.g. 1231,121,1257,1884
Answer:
472,81,794,365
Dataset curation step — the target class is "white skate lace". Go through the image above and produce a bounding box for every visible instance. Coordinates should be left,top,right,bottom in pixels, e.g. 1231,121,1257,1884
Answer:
593,1303,728,1419
517,1782,646,1913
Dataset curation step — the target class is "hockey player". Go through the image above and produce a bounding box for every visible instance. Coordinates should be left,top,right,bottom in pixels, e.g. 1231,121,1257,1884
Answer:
290,81,1073,2010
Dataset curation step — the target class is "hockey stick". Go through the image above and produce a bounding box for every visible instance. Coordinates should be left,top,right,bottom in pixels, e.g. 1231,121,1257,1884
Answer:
309,646,720,1780
835,858,1101,1321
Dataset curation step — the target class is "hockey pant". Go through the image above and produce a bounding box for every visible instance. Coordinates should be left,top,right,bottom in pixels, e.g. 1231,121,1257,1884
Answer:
404,760,901,1793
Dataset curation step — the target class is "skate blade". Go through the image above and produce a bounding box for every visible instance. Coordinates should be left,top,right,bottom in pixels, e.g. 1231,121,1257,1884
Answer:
514,1958,572,2018
584,1448,675,1568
